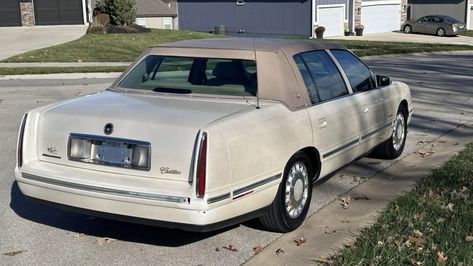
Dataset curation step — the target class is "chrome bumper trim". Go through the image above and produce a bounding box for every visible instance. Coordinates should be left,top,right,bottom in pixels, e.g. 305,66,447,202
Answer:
22,172,189,204
233,173,281,198
207,193,231,204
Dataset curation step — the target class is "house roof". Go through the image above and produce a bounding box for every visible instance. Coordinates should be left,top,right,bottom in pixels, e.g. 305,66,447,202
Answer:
92,0,177,17
135,0,177,17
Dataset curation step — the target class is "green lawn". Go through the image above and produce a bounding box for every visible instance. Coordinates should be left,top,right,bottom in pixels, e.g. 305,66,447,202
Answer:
465,30,473,37
3,29,473,64
3,30,216,63
320,143,473,265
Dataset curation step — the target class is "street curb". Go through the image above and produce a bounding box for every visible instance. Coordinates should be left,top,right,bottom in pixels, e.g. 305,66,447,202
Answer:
244,120,473,266
0,72,122,80
0,62,131,68
360,50,473,60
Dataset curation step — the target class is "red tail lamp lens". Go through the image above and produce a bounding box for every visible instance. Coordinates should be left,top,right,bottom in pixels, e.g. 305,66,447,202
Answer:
197,133,207,198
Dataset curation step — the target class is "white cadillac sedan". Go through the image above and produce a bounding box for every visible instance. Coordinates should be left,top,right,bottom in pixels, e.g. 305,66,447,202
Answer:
15,38,412,232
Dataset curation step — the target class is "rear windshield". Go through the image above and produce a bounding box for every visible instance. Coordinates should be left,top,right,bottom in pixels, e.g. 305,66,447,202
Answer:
118,55,257,97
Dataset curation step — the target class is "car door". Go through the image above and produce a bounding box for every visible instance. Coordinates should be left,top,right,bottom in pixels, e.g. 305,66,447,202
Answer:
414,16,430,33
329,49,392,155
427,16,442,34
293,51,361,177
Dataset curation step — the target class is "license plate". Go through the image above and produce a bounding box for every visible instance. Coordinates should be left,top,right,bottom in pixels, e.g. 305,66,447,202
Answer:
68,134,150,170
97,141,134,166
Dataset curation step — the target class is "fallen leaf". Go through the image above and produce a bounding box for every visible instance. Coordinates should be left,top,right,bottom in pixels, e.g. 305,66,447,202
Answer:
275,248,285,256
314,257,337,265
215,247,220,252
444,203,454,211
339,196,351,209
96,237,116,245
409,237,425,246
294,237,306,246
353,195,370,200
410,259,424,265
253,245,264,254
436,217,446,223
465,236,473,242
69,233,85,238
437,251,447,264
2,250,26,256
222,245,238,252
413,230,423,237
416,149,435,158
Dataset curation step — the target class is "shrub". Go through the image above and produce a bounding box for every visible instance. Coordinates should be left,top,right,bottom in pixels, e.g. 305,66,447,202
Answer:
87,24,106,35
96,0,136,26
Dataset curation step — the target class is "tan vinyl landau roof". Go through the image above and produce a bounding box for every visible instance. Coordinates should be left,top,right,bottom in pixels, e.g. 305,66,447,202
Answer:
119,38,347,109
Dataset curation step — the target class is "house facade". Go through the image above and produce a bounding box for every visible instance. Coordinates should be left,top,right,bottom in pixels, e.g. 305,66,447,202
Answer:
0,0,177,30
178,0,409,37
0,0,88,27
407,0,472,29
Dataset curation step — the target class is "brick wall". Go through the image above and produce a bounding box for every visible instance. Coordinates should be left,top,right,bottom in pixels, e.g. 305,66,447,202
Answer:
20,2,34,26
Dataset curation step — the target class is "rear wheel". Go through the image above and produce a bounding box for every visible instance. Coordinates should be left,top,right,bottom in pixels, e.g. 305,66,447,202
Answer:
404,25,412,34
437,28,446,37
374,105,408,159
260,152,313,232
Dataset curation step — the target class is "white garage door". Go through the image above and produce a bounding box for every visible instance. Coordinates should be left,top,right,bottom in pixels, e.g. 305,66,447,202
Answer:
317,5,345,37
361,3,401,34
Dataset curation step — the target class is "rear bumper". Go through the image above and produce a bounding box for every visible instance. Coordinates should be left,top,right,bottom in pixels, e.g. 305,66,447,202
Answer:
15,165,279,231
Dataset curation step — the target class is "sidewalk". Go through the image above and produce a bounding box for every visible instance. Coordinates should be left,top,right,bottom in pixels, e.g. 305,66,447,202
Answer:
0,25,88,61
245,121,473,265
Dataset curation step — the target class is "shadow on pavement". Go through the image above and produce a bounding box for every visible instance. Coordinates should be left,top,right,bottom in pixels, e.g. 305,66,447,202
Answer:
9,181,235,247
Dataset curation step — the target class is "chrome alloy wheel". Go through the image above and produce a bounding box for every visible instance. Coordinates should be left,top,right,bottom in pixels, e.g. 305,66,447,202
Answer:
392,112,406,151
284,161,309,219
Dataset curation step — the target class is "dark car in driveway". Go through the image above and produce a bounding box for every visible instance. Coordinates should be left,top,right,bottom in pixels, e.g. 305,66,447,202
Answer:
401,15,466,37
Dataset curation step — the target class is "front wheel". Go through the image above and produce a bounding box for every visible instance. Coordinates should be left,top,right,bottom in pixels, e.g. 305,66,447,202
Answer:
260,152,313,232
373,106,408,159
404,25,412,34
437,28,446,37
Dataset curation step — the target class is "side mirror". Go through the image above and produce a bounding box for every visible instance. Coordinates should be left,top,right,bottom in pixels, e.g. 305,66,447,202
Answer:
376,75,391,87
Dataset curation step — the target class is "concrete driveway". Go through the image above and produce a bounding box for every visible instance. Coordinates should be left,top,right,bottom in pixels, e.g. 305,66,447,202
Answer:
330,31,473,46
0,25,87,61
0,52,472,265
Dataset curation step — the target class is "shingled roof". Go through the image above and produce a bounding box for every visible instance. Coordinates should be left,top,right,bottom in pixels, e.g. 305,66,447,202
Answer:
92,0,177,17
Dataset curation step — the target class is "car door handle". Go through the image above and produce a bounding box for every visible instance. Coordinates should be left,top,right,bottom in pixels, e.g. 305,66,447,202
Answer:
362,105,369,113
318,118,328,129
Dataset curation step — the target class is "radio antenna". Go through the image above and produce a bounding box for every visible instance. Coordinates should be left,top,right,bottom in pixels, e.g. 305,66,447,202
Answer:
253,37,260,110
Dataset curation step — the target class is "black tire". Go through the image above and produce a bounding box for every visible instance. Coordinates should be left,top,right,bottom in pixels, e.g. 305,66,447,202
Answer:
437,28,446,37
260,152,313,232
404,25,412,34
374,105,408,159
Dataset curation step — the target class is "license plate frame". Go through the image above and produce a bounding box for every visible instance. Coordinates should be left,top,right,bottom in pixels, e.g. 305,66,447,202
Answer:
68,133,151,171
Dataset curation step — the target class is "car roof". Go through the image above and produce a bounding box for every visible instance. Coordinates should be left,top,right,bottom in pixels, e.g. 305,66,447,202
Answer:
153,38,346,54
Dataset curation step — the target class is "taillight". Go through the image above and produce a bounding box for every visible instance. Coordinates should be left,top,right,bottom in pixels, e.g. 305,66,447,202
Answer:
196,132,207,198
17,113,28,168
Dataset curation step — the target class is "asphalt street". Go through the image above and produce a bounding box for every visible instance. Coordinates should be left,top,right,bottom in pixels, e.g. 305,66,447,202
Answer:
0,52,472,265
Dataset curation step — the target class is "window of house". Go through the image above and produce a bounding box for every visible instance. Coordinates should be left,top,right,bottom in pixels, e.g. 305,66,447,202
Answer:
163,17,172,30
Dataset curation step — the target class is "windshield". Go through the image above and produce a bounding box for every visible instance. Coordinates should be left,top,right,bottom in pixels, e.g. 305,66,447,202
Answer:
118,55,258,97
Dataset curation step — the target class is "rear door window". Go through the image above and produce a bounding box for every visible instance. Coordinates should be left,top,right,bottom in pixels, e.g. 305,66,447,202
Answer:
330,50,376,92
295,50,348,102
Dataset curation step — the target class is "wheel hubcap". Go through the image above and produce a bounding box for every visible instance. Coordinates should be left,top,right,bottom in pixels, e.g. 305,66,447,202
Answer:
405,26,411,33
285,161,309,219
438,29,444,36
392,112,406,151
